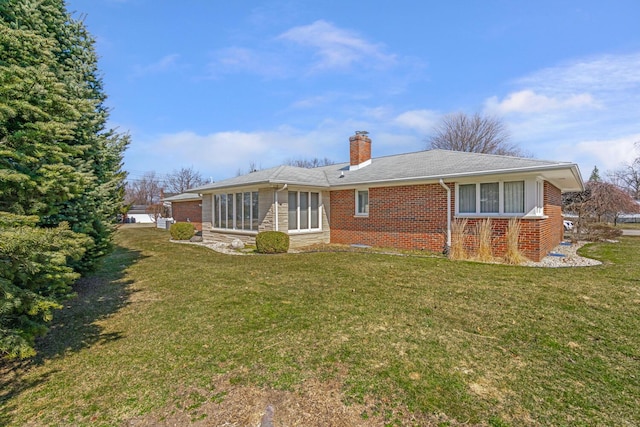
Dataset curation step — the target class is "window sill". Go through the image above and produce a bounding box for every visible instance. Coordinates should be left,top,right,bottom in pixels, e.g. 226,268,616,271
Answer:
210,228,259,235
354,214,369,218
456,214,548,220
288,229,324,234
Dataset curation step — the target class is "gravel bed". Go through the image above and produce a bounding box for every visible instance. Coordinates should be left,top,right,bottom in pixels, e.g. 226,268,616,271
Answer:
523,241,602,268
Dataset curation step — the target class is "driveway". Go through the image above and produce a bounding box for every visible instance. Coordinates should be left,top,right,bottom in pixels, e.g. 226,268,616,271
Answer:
621,229,640,236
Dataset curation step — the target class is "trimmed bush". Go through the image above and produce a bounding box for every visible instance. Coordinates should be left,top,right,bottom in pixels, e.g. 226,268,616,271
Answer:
255,231,290,254
170,222,195,240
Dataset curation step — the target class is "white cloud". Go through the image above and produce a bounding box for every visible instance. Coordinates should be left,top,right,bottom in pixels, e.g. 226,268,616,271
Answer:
132,54,181,77
277,20,396,72
518,52,640,93
573,134,640,171
208,47,286,78
394,109,440,133
485,90,597,115
125,122,429,180
480,52,640,174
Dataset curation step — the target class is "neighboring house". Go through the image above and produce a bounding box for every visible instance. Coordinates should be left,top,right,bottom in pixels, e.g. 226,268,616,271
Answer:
163,192,203,231
125,205,156,224
188,133,584,261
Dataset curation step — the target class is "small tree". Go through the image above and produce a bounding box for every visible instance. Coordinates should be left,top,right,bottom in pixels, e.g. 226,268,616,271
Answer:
585,181,640,224
426,112,525,157
564,181,640,235
146,203,169,223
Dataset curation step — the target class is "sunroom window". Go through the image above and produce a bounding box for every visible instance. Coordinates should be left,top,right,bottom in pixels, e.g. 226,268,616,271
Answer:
213,191,259,231
288,191,321,231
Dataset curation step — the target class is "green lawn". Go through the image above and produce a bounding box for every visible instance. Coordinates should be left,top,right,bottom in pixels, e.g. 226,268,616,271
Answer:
2,227,639,426
617,222,640,230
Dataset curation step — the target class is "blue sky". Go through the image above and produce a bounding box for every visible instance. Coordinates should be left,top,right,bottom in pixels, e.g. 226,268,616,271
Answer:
67,0,640,184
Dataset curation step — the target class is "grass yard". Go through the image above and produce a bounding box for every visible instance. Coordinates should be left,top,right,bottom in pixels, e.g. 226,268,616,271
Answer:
1,227,639,426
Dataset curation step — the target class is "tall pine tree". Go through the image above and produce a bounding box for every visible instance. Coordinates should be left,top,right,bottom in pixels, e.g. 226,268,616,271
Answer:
0,0,129,358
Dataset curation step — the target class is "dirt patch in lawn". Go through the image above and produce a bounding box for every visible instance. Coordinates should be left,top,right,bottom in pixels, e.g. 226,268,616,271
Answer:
124,374,461,427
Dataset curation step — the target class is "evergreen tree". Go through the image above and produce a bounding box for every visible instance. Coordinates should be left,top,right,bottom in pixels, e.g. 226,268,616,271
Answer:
589,166,601,182
0,0,129,358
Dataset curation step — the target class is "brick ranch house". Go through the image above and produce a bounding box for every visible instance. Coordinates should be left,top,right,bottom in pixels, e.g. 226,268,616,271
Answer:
188,133,584,261
163,192,203,231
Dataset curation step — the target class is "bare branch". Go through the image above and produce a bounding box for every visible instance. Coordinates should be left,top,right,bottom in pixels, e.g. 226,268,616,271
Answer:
427,112,526,157
165,166,206,193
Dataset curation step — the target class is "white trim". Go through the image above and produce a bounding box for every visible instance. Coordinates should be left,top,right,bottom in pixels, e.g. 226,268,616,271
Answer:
355,188,369,217
212,190,260,231
348,158,372,171
455,179,539,217
287,190,323,232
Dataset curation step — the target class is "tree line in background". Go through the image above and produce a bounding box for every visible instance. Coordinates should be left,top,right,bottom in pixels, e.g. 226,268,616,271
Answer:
0,0,129,359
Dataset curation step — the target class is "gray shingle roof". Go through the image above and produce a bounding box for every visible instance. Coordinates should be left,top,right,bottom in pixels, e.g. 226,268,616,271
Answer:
189,149,584,193
163,192,202,202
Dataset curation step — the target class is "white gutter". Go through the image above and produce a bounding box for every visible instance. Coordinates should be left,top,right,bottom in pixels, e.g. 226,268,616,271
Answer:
274,184,288,231
439,179,452,250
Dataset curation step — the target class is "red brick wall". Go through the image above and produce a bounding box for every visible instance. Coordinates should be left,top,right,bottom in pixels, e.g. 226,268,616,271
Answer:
461,218,542,261
539,182,564,257
330,183,451,252
171,200,203,231
328,181,563,262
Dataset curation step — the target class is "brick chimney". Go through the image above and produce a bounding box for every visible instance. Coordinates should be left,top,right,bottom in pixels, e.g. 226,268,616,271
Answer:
349,131,372,170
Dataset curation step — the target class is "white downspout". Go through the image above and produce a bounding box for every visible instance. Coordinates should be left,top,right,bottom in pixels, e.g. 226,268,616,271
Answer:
439,179,451,250
274,184,288,231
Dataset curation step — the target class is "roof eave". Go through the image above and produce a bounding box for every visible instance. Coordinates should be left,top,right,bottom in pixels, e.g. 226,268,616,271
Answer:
330,163,584,191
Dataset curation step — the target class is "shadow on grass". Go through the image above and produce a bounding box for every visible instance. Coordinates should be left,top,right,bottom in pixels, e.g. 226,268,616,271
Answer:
0,244,144,425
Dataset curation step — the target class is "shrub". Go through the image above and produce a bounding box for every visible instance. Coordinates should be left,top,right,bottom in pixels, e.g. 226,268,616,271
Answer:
170,222,195,240
504,217,527,265
255,231,290,254
449,218,468,260
583,223,623,242
0,218,90,359
475,218,495,262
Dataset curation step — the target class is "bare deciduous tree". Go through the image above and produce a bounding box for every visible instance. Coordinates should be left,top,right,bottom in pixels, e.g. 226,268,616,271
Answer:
427,112,525,157
165,166,206,194
564,181,640,231
125,171,162,205
608,145,640,200
284,157,335,168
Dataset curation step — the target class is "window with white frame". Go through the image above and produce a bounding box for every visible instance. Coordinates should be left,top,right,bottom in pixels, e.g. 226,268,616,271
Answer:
288,191,321,231
356,189,369,216
457,181,526,215
535,180,544,216
213,191,259,231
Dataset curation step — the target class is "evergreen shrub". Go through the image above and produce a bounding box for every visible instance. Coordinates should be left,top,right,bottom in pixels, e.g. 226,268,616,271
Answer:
255,231,290,254
170,222,195,240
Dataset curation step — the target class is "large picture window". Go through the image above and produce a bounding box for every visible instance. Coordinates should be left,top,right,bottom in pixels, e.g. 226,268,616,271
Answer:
288,191,321,231
214,191,259,231
458,181,526,215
